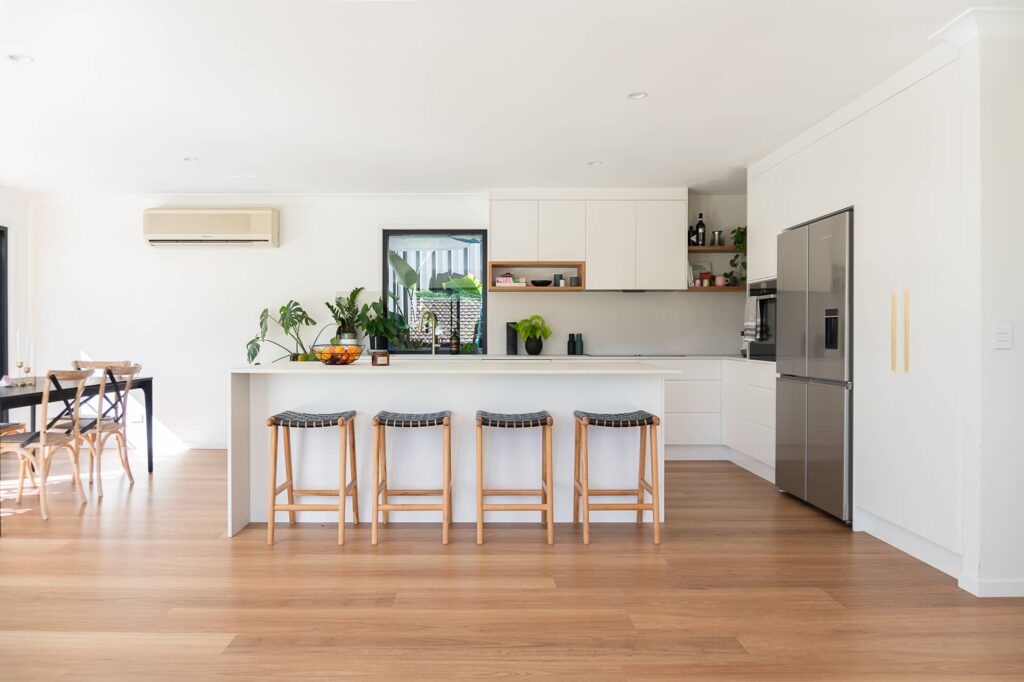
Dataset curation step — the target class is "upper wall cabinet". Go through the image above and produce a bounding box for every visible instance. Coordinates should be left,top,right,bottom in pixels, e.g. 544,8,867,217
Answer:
489,188,688,290
585,201,637,290
538,200,586,261
490,200,539,261
636,200,688,289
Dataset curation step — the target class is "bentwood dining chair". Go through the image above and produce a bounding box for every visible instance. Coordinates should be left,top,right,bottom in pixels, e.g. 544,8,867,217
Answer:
71,362,142,495
0,369,93,519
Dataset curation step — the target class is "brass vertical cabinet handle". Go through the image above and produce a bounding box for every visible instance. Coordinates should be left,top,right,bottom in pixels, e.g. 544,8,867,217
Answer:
890,291,898,372
903,290,910,373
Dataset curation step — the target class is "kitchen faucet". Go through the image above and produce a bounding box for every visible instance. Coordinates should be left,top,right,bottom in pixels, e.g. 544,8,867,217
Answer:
418,310,439,356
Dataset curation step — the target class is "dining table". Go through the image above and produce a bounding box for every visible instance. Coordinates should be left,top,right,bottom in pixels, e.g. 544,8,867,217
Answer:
0,375,154,472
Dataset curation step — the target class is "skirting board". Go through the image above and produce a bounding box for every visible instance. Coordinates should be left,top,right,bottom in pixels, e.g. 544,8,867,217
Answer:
958,573,1024,598
853,506,963,580
666,445,775,484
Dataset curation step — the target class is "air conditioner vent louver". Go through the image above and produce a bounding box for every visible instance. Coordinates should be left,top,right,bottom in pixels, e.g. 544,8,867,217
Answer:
143,208,279,247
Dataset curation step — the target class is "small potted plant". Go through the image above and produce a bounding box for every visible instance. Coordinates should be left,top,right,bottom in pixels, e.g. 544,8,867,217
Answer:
358,298,401,351
723,226,747,285
514,315,552,356
326,287,364,345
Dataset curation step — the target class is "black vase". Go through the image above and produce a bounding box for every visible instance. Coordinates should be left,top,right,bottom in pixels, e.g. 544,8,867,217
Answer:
525,337,543,356
369,335,388,351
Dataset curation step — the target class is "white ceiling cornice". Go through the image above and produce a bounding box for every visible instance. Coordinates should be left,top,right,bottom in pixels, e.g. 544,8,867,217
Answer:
931,7,1024,46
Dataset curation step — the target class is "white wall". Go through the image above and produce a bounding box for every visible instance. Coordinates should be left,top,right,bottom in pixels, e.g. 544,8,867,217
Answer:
973,36,1024,595
0,185,32,378
30,191,745,449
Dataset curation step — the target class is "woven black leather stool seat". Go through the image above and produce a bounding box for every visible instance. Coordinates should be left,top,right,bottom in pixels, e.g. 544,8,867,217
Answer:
269,410,355,428
476,410,551,428
573,410,656,428
375,410,450,428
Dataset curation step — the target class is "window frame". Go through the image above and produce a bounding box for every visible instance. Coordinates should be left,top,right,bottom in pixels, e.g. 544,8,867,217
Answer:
381,227,488,355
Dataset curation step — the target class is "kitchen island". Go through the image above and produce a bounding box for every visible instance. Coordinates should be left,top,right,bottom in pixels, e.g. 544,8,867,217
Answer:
228,358,675,535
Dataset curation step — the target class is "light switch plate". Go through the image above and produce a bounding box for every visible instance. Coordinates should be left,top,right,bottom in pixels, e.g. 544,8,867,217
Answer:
993,320,1013,350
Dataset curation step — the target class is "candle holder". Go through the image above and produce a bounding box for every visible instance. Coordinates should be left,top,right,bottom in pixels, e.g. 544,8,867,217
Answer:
11,361,34,387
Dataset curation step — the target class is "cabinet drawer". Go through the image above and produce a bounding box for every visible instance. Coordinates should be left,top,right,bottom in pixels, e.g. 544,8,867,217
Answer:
748,361,777,390
748,384,777,428
731,419,775,466
665,381,721,413
653,359,722,381
664,413,721,445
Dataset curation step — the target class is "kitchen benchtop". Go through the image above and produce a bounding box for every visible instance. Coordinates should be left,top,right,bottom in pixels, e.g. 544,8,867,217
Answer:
233,358,677,375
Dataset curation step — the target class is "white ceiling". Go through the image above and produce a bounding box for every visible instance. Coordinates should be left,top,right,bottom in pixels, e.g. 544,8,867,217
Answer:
0,0,1016,194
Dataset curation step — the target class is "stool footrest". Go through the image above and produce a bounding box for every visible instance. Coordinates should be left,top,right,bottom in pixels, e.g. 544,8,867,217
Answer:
383,488,444,497
378,503,445,512
273,504,339,512
579,487,647,496
293,489,341,496
481,488,544,497
588,503,654,511
483,503,547,512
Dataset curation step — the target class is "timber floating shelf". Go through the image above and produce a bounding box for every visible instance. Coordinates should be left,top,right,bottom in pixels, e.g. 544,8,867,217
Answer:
488,260,586,293
688,285,746,292
689,245,741,253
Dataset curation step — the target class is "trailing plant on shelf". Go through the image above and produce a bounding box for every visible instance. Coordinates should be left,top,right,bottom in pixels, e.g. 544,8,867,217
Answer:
514,314,552,356
246,300,319,363
723,226,748,285
326,287,364,343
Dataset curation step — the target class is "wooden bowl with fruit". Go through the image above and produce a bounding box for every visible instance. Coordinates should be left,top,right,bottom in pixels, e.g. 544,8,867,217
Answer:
313,344,364,366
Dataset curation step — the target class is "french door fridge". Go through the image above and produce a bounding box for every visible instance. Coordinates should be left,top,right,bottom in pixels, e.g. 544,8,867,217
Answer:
775,209,852,522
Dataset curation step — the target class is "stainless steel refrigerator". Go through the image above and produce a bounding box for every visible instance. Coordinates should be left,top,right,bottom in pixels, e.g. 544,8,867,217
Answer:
775,209,852,523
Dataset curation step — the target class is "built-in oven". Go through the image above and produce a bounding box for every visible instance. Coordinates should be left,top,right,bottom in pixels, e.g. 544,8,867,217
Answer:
745,279,776,360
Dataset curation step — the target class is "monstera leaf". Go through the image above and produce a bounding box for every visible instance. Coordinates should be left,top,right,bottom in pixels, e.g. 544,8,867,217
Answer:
388,250,427,291
442,273,483,297
278,300,316,337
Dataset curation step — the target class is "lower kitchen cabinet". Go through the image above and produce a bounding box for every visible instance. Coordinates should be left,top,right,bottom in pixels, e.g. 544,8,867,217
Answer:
722,359,777,468
654,359,722,446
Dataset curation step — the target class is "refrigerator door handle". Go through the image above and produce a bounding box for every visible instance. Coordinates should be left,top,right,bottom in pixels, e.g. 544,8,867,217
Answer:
890,291,898,373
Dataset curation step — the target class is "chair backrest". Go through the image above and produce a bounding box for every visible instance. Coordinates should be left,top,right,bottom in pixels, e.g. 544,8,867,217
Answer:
101,364,141,426
72,360,132,370
39,369,92,447
72,360,132,421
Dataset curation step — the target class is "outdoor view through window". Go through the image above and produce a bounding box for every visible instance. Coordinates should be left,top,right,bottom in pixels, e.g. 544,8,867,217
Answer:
383,230,486,354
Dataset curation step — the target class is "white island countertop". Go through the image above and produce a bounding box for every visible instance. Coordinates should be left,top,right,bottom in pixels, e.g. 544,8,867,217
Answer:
233,357,679,375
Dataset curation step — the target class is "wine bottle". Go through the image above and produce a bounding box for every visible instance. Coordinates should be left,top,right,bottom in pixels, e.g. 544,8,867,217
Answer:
695,213,706,246
688,224,697,246
449,326,460,354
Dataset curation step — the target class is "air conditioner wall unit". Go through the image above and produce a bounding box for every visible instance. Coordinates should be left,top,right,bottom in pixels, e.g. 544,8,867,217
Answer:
143,208,279,247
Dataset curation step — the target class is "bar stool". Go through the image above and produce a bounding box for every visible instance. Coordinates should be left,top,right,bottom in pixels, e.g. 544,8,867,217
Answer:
475,410,553,545
371,410,452,545
266,410,359,546
573,410,661,545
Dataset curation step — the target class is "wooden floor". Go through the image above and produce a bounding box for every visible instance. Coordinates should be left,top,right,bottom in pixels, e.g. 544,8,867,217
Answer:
1,450,1023,681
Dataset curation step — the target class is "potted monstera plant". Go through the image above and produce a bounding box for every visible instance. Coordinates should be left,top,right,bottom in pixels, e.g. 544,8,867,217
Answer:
246,300,319,363
514,315,552,356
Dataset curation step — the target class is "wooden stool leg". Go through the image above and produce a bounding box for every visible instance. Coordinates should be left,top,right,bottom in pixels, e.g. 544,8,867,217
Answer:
283,427,296,526
539,427,547,526
348,420,359,525
442,418,451,545
380,427,389,525
650,421,661,545
371,422,380,546
573,419,581,525
545,423,554,545
338,419,348,546
636,424,647,524
267,424,279,545
476,420,484,545
580,419,591,545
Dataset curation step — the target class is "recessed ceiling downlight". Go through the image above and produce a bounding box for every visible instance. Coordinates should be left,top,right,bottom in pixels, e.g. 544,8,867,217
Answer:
7,54,34,64
626,91,648,100
587,161,603,167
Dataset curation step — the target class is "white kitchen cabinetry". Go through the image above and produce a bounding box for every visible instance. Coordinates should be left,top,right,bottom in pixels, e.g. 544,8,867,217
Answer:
722,359,776,469
490,200,538,261
636,201,688,289
585,201,636,290
538,200,586,261
652,359,722,447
